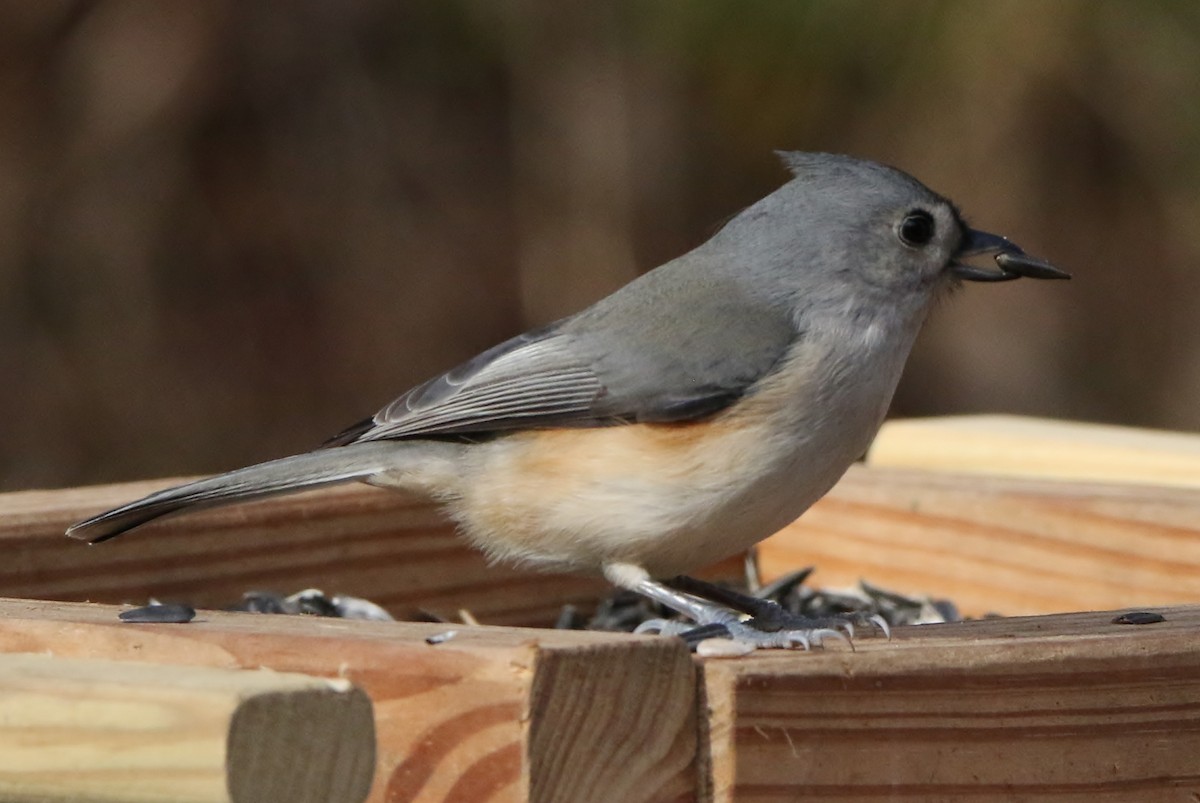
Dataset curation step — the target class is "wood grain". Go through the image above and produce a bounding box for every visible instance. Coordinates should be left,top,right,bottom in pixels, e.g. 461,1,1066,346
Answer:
4,479,608,625
757,464,1200,616
701,605,1200,802
0,652,374,803
0,598,697,803
868,415,1200,488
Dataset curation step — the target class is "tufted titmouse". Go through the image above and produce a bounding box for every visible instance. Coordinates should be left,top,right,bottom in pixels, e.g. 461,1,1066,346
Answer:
68,152,1068,647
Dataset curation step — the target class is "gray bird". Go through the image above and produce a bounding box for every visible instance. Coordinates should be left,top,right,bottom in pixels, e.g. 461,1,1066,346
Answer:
68,152,1068,648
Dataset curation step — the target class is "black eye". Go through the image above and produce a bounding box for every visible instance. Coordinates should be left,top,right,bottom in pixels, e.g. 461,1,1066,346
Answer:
897,210,935,247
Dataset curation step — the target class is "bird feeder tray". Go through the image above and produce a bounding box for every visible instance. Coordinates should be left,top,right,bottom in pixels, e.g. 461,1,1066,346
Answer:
0,415,1198,801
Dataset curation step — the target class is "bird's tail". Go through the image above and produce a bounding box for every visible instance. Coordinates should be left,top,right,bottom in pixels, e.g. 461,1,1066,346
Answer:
66,442,407,544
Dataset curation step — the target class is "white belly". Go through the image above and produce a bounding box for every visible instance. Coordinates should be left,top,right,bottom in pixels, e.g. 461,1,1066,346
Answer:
447,326,915,577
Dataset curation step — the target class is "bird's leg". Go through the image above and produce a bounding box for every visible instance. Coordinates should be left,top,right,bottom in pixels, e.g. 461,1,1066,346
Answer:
602,563,874,650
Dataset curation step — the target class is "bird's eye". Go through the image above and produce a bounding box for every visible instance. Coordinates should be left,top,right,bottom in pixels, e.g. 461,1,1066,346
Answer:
897,210,935,247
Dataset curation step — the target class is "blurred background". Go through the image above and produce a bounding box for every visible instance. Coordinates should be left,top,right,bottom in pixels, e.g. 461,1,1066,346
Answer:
2,0,1198,491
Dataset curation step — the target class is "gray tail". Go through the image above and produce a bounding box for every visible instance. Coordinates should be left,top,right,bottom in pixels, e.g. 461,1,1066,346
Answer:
66,443,402,544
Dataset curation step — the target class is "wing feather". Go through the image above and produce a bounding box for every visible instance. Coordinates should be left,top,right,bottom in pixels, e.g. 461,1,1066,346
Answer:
349,328,607,441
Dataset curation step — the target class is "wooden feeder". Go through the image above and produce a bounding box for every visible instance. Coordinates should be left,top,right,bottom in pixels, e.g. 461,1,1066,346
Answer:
0,416,1198,801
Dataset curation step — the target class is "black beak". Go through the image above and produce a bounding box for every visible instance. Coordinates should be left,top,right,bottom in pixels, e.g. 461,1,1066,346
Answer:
952,228,1071,282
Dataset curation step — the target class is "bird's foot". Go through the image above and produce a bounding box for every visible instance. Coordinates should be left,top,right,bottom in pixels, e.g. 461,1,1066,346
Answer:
629,573,889,652
636,605,887,652
636,615,850,651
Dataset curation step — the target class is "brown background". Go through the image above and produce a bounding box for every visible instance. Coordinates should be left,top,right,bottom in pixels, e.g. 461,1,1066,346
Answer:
3,1,1197,491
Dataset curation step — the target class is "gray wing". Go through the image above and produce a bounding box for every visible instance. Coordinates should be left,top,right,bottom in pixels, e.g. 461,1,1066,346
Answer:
334,325,605,443
331,262,798,445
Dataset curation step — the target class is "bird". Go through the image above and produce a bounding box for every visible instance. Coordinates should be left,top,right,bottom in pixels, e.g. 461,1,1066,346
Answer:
67,152,1069,648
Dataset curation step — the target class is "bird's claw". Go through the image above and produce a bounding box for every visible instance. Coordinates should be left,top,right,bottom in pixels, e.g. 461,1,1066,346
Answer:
690,621,854,652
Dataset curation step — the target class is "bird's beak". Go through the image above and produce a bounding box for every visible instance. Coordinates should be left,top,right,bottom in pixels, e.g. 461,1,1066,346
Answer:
951,228,1071,282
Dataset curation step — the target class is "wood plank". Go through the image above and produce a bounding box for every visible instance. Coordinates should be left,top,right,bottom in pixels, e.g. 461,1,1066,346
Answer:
0,652,374,803
756,464,1200,617
13,460,1199,623
4,479,739,627
867,415,1200,487
0,598,698,803
3,479,606,626
700,604,1200,802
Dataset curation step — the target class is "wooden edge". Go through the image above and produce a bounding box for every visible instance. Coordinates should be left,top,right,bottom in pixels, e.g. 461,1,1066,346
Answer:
0,480,740,627
757,463,1200,616
868,414,1200,488
528,642,699,803
699,604,1200,802
0,652,375,803
0,597,697,803
2,597,1197,802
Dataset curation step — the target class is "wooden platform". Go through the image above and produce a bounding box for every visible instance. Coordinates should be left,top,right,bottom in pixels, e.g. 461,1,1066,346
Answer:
0,598,1195,801
1,416,1198,800
702,606,1200,801
0,598,696,802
